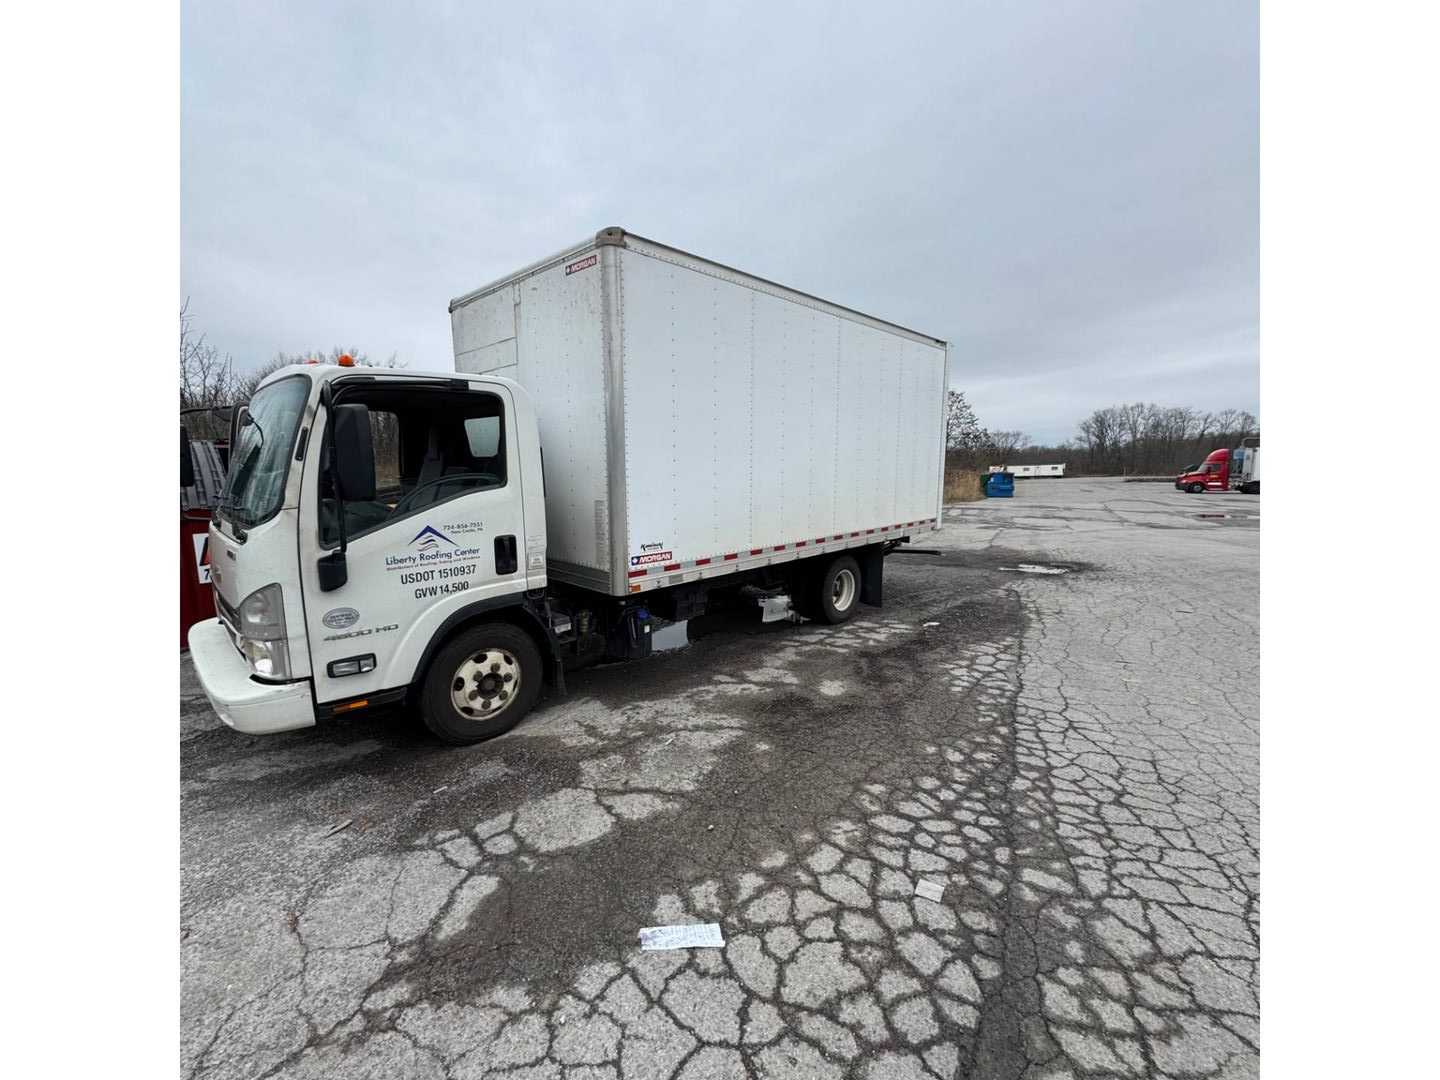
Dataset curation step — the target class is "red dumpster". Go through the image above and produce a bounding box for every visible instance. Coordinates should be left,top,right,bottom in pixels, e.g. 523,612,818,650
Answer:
180,510,215,648
181,426,229,649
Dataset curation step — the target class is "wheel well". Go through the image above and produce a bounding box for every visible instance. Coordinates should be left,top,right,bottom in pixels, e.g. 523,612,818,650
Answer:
789,546,883,608
410,603,557,705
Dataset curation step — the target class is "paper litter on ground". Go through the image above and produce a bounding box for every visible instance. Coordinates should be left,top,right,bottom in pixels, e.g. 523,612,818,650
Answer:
1000,564,1068,575
638,922,726,951
914,879,946,903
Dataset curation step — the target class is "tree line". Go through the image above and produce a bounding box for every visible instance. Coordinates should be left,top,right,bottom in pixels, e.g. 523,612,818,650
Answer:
944,391,1258,477
179,300,398,441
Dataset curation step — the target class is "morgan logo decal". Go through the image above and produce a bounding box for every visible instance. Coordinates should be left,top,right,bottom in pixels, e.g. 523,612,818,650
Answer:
565,254,598,276
630,550,674,567
322,608,360,630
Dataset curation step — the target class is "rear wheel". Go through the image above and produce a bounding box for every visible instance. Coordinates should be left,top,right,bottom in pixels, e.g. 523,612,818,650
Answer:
815,555,862,625
420,623,542,745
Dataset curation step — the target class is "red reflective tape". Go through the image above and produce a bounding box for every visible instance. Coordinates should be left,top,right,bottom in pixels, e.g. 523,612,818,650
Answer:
627,569,646,578
750,548,764,555
773,544,785,551
814,538,825,544
795,541,807,548
832,534,843,541
850,531,860,537
695,558,711,566
866,529,875,534
664,563,680,571
724,552,738,561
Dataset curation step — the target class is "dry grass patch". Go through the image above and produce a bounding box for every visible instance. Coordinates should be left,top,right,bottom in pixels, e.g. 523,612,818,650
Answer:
944,469,984,503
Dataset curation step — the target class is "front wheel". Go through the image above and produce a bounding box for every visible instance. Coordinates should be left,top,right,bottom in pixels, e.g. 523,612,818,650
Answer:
1188,482,1205,493
420,623,542,745
815,555,862,625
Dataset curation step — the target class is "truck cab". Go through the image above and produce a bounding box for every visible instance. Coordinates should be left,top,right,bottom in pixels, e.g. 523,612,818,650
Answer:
1176,448,1230,493
188,362,556,744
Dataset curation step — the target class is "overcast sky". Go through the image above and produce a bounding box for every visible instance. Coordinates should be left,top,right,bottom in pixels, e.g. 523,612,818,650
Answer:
182,0,1256,445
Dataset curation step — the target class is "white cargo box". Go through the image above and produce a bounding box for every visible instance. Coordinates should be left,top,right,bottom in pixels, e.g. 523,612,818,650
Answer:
450,228,948,597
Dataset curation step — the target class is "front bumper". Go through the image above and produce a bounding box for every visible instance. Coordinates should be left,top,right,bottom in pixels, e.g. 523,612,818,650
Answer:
189,619,315,734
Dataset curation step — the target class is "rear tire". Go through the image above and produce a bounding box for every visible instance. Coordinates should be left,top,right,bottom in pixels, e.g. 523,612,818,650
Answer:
420,623,542,745
815,556,862,625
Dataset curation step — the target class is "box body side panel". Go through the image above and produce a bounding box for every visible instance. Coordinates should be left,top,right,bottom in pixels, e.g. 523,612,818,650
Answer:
616,247,945,579
451,250,611,577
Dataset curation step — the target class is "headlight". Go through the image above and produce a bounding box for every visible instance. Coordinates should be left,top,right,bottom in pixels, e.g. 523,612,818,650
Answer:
237,583,291,679
240,637,291,680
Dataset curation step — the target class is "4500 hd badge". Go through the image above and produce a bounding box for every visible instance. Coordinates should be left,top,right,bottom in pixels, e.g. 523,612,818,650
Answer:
323,623,398,643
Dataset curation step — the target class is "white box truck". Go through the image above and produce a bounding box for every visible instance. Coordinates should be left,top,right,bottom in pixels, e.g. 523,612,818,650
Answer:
189,228,948,745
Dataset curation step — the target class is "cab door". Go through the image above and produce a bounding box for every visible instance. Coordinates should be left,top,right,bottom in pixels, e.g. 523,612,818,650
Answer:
297,379,529,708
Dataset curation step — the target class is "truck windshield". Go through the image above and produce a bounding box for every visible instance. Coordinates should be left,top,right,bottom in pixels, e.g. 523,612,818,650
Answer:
219,375,309,528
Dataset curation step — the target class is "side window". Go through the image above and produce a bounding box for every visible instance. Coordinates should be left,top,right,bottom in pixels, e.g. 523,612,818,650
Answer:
320,389,506,546
465,416,500,458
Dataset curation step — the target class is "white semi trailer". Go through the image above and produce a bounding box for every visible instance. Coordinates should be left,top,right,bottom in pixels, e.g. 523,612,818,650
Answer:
989,464,1066,478
189,228,949,744
1232,436,1260,494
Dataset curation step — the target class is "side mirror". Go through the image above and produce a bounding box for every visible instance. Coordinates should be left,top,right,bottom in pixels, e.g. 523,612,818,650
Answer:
180,426,195,489
317,549,348,592
332,403,376,501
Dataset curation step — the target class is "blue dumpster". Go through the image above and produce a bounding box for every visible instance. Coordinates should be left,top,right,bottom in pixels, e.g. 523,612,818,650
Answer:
983,471,1015,498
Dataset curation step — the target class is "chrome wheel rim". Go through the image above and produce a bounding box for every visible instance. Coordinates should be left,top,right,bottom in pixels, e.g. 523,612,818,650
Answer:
451,648,521,720
831,568,857,612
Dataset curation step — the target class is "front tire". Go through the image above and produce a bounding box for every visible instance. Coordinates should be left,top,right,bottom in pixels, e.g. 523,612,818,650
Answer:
420,623,542,745
1188,482,1205,494
815,556,862,625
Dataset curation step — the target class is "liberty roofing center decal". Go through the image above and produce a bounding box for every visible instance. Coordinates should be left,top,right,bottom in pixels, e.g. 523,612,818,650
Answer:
385,523,485,572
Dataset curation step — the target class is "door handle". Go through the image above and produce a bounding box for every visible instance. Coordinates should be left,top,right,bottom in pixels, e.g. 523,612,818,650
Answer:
494,535,518,575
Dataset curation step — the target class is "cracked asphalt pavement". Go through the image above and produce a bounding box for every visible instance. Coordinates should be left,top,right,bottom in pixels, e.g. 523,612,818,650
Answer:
181,479,1259,1079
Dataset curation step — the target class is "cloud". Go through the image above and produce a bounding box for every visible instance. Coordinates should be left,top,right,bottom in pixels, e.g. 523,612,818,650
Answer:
182,0,1256,444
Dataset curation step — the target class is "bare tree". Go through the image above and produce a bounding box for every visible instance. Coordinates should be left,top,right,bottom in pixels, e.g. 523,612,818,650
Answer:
1078,406,1122,473
179,299,241,440
986,430,1028,458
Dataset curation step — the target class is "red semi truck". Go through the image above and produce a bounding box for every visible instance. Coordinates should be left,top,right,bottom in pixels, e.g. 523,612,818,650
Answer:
1174,438,1260,494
